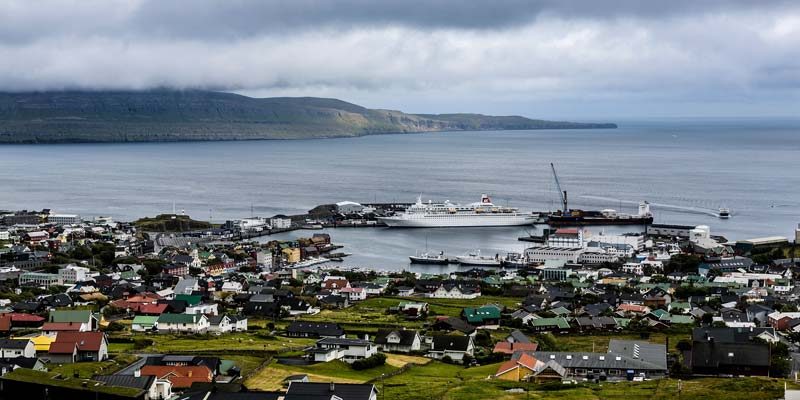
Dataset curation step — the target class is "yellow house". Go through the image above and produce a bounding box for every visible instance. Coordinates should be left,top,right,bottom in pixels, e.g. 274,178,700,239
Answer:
282,247,301,264
494,353,539,381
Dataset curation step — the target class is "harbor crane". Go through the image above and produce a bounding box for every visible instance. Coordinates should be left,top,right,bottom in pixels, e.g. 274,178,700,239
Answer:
550,163,568,213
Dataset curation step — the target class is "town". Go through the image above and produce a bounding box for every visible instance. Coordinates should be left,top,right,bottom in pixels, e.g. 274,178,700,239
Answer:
0,206,799,400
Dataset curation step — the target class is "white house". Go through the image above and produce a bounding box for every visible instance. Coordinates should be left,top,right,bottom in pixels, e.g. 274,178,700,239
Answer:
208,315,233,333
339,287,367,302
0,339,36,358
427,335,475,363
307,337,377,364
220,281,244,293
374,330,421,353
156,314,210,334
185,303,218,316
430,284,480,299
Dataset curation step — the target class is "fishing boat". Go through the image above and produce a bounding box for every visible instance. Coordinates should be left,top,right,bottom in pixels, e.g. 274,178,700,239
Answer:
409,251,449,265
456,250,501,267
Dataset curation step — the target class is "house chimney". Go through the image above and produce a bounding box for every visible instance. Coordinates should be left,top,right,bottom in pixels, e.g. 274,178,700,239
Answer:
330,382,335,392
134,369,141,378
188,370,193,377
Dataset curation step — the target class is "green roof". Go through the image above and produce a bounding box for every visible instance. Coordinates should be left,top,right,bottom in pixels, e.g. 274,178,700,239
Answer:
132,316,159,325
175,294,202,306
157,313,204,324
49,310,93,323
463,306,501,323
531,317,570,329
649,309,670,320
668,315,695,324
669,302,692,311
550,306,571,316
614,317,631,328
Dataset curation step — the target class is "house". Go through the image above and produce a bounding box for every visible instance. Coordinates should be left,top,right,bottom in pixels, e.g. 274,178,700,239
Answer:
427,335,475,363
0,339,35,358
374,329,421,353
229,315,248,332
140,365,213,390
396,286,415,297
462,306,501,328
132,316,159,332
307,337,377,363
93,374,172,400
156,314,209,334
688,327,773,376
286,321,345,338
282,298,320,316
767,311,800,330
339,287,366,302
430,283,480,299
431,317,475,335
616,304,651,316
49,331,108,362
208,315,232,333
516,340,668,381
528,317,571,332
285,382,378,400
41,321,87,335
396,302,428,320
494,352,541,381
47,310,98,331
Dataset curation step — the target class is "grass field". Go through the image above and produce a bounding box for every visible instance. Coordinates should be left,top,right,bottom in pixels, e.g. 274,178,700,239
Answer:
245,359,400,391
49,354,137,379
110,332,316,354
377,360,797,400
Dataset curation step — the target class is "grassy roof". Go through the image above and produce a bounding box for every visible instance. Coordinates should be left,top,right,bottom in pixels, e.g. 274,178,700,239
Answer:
1,369,143,397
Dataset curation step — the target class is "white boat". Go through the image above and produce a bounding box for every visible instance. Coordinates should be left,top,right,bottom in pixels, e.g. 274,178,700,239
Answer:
377,194,536,228
718,208,730,219
456,250,502,266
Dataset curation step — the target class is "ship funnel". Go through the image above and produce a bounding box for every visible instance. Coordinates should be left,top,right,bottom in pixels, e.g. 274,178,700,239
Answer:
481,194,491,204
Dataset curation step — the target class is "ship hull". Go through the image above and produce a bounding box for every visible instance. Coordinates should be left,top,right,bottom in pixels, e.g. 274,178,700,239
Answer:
409,256,450,265
547,216,653,226
377,215,536,228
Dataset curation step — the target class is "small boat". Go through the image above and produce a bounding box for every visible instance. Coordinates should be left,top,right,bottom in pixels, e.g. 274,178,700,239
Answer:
456,250,501,267
501,252,530,268
409,251,449,265
718,208,731,219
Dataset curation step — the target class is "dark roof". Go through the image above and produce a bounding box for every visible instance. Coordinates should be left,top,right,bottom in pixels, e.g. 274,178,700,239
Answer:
92,374,155,390
692,327,776,344
691,341,770,368
607,340,667,371
0,339,30,349
433,317,475,335
286,321,344,337
432,335,471,352
374,329,419,346
0,357,39,369
285,382,376,400
508,329,531,344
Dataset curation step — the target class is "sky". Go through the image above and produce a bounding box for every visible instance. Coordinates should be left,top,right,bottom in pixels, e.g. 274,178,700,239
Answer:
1,0,799,119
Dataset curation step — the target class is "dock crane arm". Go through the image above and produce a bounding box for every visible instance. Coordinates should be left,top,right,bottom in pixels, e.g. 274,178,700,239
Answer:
550,163,568,213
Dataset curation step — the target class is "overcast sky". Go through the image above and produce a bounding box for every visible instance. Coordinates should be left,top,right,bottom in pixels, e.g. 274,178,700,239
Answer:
1,0,798,119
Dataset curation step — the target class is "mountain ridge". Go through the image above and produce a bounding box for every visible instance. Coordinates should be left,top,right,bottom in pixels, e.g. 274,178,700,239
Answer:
0,90,616,143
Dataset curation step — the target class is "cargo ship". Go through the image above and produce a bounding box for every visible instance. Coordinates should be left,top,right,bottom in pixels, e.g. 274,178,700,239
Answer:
547,163,653,226
547,202,654,226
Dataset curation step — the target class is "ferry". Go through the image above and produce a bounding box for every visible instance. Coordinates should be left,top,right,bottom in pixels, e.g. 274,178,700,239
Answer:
456,250,502,267
376,194,537,228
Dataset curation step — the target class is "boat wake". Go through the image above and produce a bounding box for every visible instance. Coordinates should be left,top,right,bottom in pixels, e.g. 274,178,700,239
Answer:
580,195,724,218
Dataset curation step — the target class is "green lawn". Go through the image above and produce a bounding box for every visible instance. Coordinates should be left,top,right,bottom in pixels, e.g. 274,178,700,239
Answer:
245,359,399,391
112,332,316,354
379,360,796,400
48,354,138,379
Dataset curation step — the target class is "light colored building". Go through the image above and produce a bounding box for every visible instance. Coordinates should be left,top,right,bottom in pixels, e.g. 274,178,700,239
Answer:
307,337,377,363
48,214,81,225
271,217,292,229
19,272,62,288
58,265,91,284
335,201,365,214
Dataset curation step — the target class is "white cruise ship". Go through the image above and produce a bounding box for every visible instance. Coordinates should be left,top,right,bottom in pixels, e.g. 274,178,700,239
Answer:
377,194,536,228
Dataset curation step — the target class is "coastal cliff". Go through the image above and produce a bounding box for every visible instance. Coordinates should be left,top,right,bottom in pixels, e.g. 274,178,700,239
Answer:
0,90,616,143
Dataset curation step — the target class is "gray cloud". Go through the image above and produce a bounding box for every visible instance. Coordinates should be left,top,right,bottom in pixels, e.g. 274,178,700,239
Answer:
0,0,798,117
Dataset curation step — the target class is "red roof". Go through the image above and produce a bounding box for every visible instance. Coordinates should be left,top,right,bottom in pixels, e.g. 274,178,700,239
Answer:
0,313,45,323
495,352,539,376
140,365,212,388
42,322,83,332
53,331,106,352
138,303,168,315
48,342,77,354
493,341,539,354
